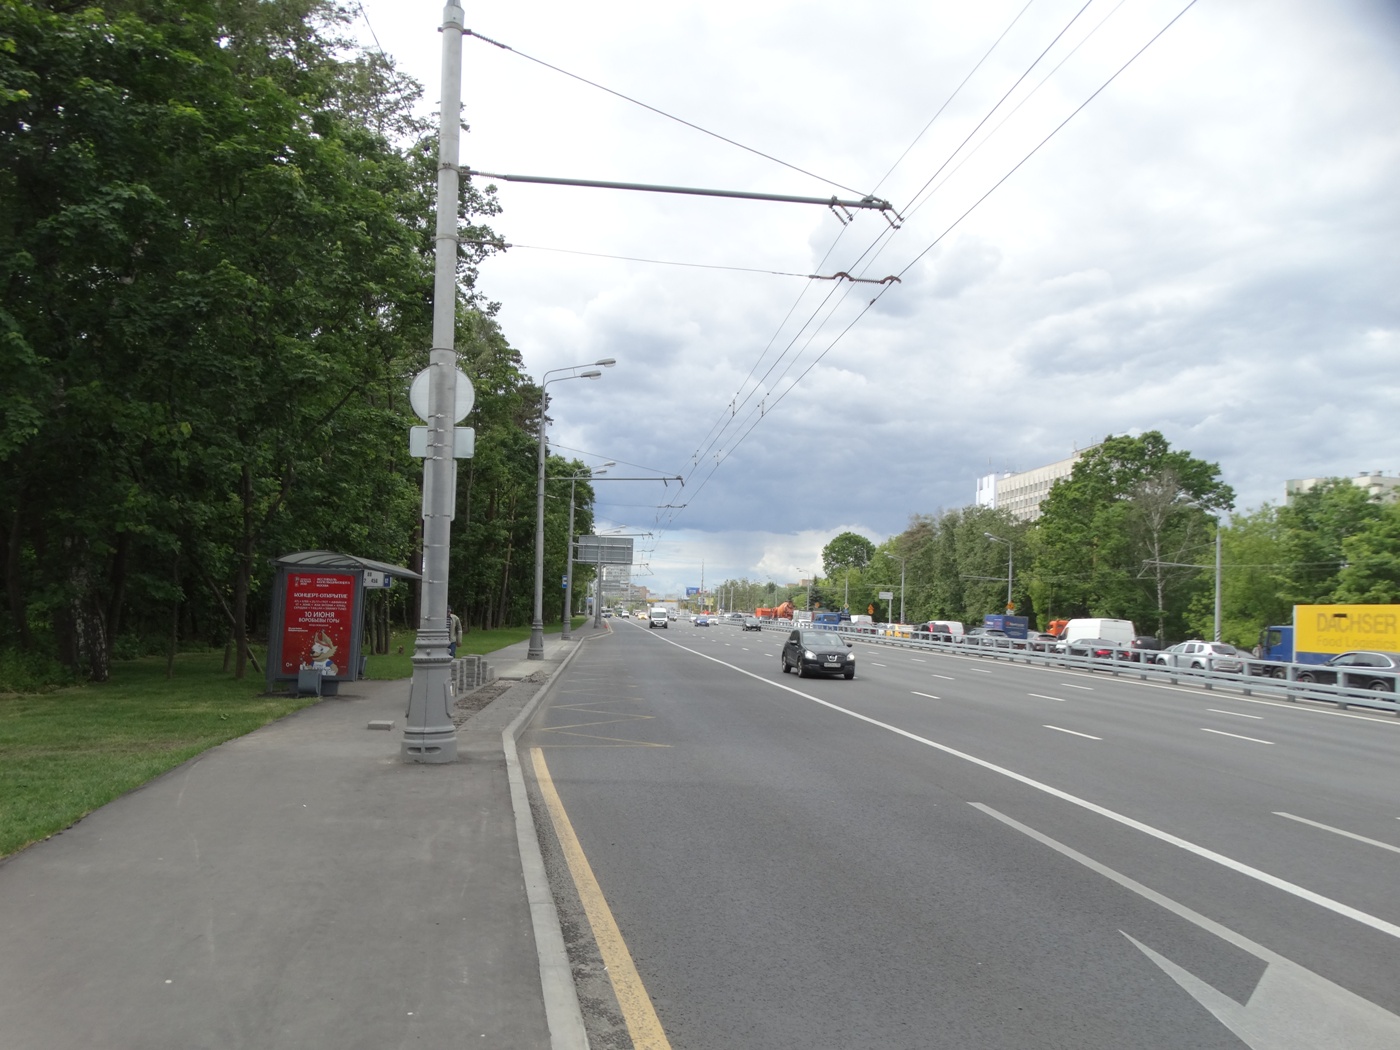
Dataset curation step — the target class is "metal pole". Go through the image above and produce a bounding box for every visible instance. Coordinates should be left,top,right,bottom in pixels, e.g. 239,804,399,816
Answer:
528,389,549,659
402,1,466,764
900,560,906,624
593,546,603,627
1007,547,1014,611
562,477,577,642
1213,525,1222,643
527,363,611,660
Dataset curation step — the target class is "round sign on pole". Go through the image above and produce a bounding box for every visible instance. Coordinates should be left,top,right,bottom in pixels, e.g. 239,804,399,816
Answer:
410,367,474,423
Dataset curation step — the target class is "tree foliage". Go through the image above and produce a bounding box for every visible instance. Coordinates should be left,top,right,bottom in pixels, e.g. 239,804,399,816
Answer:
0,0,577,684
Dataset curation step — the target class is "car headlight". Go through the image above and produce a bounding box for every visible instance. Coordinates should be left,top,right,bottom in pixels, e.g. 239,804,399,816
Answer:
804,650,816,659
846,652,855,661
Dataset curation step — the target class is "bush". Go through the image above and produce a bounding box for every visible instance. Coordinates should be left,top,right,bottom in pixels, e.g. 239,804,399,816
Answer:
0,646,75,694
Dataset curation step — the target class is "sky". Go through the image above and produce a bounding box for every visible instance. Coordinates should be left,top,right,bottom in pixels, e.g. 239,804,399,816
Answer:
350,0,1400,598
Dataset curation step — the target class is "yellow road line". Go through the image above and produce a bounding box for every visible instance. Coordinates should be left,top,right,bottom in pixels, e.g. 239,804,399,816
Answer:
531,748,674,1050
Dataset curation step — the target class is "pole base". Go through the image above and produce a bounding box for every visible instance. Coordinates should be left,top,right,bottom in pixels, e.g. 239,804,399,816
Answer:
402,634,459,763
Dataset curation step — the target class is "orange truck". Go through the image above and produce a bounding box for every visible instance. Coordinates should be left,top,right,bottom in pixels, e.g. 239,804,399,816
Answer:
756,601,796,620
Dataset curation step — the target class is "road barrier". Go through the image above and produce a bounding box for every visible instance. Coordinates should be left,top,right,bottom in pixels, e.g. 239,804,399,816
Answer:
707,619,1400,715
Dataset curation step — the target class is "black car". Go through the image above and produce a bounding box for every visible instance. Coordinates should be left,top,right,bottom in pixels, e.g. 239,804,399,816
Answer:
1295,650,1400,692
781,629,855,679
1126,635,1163,662
742,616,763,632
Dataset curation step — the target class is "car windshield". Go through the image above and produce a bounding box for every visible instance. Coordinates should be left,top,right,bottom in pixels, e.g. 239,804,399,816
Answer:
1208,643,1238,655
801,632,843,648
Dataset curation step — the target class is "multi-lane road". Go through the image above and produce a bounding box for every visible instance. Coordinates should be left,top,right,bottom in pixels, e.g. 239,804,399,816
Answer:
521,618,1400,1049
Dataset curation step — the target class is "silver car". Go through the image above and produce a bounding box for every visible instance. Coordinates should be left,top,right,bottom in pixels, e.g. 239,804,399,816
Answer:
1154,640,1243,673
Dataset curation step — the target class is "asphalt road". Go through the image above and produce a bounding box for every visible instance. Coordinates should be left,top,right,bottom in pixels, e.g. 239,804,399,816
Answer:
522,619,1400,1050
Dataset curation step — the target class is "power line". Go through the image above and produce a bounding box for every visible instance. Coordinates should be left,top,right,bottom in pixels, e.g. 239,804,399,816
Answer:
677,2,1071,496
662,0,1203,532
463,28,868,197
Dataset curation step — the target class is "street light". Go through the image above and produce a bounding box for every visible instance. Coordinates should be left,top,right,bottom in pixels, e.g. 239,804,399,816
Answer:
795,568,813,614
984,533,1013,612
530,359,615,659
560,463,613,641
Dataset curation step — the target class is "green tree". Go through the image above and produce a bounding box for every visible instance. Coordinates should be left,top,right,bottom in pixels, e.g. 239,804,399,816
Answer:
1034,432,1232,639
1274,481,1383,604
0,0,506,679
822,532,876,577
1336,501,1400,603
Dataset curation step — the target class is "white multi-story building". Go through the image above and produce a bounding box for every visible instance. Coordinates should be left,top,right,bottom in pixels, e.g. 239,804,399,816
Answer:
975,446,1098,522
1285,471,1400,504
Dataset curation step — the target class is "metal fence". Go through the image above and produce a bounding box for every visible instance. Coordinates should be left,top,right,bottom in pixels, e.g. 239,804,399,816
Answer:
710,619,1400,715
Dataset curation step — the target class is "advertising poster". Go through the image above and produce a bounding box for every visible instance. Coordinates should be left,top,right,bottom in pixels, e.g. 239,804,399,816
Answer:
281,572,356,677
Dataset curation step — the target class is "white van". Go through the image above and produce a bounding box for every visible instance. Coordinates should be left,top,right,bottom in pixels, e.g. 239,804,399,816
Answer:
1059,618,1136,645
648,606,669,629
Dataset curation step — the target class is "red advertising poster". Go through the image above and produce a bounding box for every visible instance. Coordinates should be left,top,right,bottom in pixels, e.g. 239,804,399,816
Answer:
281,572,356,677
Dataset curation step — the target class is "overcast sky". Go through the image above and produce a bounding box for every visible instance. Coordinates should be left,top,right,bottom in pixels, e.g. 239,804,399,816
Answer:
352,0,1400,598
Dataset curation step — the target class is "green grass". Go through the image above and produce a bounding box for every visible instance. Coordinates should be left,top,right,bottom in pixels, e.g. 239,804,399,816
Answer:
0,651,316,858
0,621,589,858
363,619,589,679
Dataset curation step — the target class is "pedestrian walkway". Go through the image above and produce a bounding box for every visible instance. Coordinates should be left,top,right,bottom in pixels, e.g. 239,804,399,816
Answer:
0,623,609,1050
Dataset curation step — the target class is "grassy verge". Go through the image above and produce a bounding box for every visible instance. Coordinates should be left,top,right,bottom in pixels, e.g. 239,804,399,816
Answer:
0,651,316,859
363,618,590,679
0,619,591,859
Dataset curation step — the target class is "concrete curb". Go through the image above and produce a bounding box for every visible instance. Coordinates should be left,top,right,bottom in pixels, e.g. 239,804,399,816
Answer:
503,640,592,1050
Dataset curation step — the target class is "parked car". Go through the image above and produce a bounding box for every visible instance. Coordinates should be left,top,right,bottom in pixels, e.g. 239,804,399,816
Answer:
1294,650,1400,692
1064,637,1134,660
1154,641,1243,673
781,629,856,679
1022,631,1059,652
694,614,710,626
1124,636,1162,661
727,612,745,622
963,627,1012,647
742,616,763,632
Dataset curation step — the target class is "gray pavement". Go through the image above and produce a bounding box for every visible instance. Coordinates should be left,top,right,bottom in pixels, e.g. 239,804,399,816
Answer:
0,625,608,1050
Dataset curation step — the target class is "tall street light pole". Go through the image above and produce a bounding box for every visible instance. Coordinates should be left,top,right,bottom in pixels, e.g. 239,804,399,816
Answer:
529,360,615,659
984,533,1013,612
561,464,613,642
402,1,466,764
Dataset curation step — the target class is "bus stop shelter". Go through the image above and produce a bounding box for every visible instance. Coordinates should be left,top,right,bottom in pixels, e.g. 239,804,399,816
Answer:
266,551,421,696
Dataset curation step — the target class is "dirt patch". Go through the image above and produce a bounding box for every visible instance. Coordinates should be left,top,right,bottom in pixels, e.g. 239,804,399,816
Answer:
450,670,547,727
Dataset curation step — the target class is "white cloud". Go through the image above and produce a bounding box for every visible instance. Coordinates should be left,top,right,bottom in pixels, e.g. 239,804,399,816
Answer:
356,0,1400,596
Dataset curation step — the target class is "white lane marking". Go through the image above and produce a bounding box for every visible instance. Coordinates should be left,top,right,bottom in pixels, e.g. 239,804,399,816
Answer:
929,673,955,680
1274,812,1400,855
647,630,1400,941
741,648,750,651
1201,728,1274,745
1044,725,1102,740
1028,693,1068,702
973,804,1400,1049
1208,708,1263,720
1057,682,1094,690
870,662,887,667
911,658,926,663
912,691,941,700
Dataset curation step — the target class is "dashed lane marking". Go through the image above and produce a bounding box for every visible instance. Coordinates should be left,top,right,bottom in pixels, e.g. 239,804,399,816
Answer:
1044,725,1101,740
1201,727,1273,745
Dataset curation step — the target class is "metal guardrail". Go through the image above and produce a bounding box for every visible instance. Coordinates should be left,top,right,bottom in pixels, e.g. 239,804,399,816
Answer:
711,619,1400,715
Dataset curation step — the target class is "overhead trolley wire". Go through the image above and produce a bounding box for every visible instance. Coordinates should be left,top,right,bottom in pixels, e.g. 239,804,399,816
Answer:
463,28,869,198
679,0,1044,491
662,0,1203,532
897,0,1097,215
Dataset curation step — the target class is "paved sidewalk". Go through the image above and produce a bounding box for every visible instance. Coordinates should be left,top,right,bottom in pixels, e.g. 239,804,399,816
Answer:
0,627,605,1050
